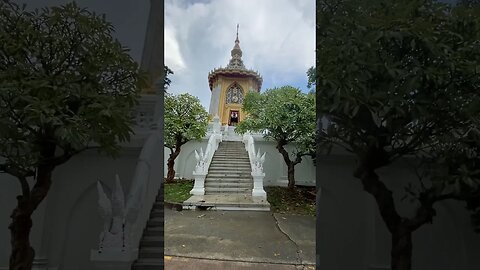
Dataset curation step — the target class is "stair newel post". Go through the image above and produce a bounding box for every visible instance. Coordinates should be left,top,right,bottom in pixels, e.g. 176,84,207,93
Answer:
212,114,221,134
251,149,267,201
191,148,207,195
242,133,267,201
215,132,222,151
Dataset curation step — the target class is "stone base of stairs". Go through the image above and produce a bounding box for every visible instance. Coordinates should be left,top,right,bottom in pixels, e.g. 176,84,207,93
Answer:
183,194,270,211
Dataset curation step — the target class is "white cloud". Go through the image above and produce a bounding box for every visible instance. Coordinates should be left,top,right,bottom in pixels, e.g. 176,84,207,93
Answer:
164,26,186,72
165,0,315,110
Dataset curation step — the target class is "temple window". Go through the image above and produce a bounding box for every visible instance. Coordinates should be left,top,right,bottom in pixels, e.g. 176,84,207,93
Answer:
226,83,244,104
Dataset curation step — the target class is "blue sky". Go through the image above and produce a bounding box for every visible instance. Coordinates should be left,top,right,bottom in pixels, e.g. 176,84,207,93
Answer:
165,0,316,110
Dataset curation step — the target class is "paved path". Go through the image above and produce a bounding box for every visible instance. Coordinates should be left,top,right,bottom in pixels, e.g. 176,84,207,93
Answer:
164,256,316,270
164,208,315,267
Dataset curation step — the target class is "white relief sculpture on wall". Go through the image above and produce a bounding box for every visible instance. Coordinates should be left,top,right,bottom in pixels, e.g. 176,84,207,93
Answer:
96,174,145,253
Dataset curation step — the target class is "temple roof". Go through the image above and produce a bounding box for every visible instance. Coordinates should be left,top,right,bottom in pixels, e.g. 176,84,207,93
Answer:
208,24,263,91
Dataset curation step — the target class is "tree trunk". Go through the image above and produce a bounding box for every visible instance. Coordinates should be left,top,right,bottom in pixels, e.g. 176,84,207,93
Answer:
276,140,296,189
391,226,413,270
9,170,53,270
287,163,295,189
9,197,35,270
9,143,56,270
166,156,176,183
355,164,415,270
166,145,181,183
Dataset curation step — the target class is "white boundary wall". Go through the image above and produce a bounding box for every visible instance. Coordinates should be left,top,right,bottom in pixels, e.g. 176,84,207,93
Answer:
163,135,316,187
317,149,480,269
0,94,163,270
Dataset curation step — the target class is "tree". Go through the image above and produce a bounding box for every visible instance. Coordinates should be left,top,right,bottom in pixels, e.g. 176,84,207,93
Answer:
0,2,142,269
315,0,480,269
236,86,316,189
164,65,173,92
306,66,316,90
164,93,208,183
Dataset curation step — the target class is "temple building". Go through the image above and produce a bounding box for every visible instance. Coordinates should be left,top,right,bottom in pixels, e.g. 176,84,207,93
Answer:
207,25,263,126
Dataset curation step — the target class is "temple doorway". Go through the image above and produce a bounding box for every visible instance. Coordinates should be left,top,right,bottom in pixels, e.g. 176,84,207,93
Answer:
229,110,239,126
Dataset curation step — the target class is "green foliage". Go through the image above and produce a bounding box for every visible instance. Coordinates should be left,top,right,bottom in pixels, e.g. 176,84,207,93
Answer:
316,0,480,232
164,179,194,203
164,93,209,149
164,65,173,92
236,86,316,158
266,186,316,216
0,1,141,175
306,66,316,90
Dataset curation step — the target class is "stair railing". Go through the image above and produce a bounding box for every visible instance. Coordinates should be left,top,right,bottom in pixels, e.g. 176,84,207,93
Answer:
242,131,267,200
190,128,223,195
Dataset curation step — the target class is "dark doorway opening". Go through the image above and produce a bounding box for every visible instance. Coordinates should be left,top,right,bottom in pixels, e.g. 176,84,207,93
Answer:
229,110,239,126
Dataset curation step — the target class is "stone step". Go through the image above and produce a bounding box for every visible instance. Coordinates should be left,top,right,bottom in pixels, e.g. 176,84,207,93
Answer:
213,155,249,159
209,167,251,172
211,159,250,163
209,163,252,170
140,236,164,247
204,191,252,195
211,157,250,161
207,174,252,178
138,247,163,258
205,182,252,188
143,227,163,237
210,163,251,167
149,210,163,219
217,144,245,146
207,173,252,178
152,203,164,210
205,183,253,189
209,163,251,168
146,217,164,227
204,187,252,193
214,151,248,155
214,154,247,157
208,170,252,175
132,259,164,270
205,177,252,182
208,167,251,172
188,202,270,209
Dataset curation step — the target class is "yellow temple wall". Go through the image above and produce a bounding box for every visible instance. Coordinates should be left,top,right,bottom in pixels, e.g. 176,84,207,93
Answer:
214,75,260,125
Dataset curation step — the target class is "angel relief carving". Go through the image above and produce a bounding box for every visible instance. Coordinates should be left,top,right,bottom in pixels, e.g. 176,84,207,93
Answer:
96,174,144,252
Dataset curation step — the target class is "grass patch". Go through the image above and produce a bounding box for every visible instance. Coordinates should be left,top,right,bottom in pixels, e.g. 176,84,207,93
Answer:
266,186,316,216
164,179,194,203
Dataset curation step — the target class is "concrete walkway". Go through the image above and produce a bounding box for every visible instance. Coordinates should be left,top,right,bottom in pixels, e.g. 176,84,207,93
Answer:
183,194,270,211
164,208,315,268
164,256,316,270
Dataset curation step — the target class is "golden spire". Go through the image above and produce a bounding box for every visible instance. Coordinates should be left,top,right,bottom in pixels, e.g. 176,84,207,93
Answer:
228,23,245,69
236,23,239,42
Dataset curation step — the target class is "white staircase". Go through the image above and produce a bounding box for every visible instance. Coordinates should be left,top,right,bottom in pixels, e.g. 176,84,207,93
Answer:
131,186,164,270
205,141,253,194
184,126,269,211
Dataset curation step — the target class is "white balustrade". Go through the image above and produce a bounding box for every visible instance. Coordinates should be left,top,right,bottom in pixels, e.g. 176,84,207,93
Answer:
191,132,223,195
212,114,221,134
242,132,267,199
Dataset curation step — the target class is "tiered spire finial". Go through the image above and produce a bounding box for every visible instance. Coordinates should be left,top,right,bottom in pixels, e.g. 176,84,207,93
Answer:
236,23,239,42
227,23,245,69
